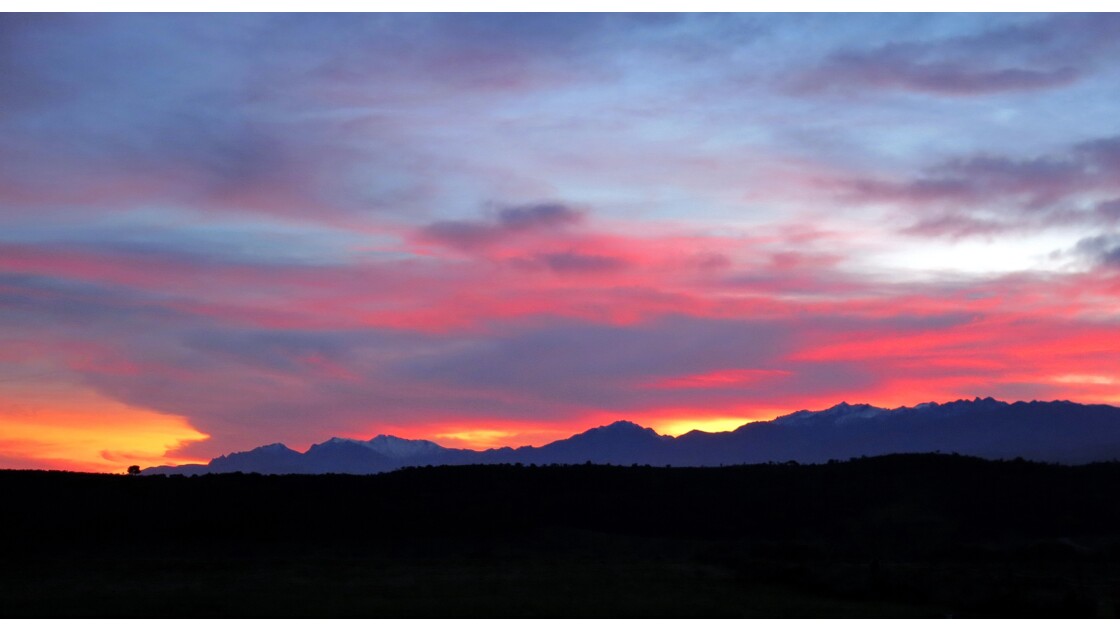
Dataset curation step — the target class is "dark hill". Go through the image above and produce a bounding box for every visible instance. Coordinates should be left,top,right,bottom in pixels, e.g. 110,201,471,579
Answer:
3,455,1120,616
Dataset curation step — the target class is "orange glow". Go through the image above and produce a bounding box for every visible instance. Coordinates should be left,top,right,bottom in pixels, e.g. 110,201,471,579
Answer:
653,416,764,436
0,384,209,473
363,418,579,450
1052,374,1117,385
575,407,790,439
432,429,518,449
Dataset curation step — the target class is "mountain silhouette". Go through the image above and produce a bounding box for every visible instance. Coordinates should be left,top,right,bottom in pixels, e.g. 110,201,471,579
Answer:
485,420,673,466
143,398,1120,475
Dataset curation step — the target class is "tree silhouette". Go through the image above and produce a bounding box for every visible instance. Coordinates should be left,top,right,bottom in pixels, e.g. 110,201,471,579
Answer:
127,465,141,476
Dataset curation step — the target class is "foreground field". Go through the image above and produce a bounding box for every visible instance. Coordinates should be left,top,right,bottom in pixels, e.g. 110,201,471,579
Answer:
3,455,1119,617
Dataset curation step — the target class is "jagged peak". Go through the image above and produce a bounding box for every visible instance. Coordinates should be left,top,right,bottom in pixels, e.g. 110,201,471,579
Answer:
827,401,880,411
308,434,447,460
368,434,440,446
308,437,377,452
944,396,1008,405
605,419,645,429
772,398,1019,428
590,420,659,435
547,420,664,445
771,402,887,427
208,442,296,465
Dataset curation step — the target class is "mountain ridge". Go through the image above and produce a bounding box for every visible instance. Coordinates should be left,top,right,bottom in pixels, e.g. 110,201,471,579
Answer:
143,398,1120,475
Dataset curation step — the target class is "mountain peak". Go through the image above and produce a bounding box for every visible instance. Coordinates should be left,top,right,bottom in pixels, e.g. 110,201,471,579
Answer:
547,420,665,448
368,434,437,445
365,434,446,458
312,434,446,459
772,402,887,427
606,419,645,429
940,397,1010,413
591,420,660,436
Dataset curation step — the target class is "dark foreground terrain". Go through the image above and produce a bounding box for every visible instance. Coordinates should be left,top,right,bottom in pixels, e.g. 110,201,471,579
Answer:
3,454,1120,617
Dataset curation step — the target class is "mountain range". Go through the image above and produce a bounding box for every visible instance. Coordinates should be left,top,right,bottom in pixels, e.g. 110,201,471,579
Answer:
142,398,1120,475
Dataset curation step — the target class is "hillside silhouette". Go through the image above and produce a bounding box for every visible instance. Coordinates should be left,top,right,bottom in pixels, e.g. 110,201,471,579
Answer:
4,454,1120,617
145,398,1120,476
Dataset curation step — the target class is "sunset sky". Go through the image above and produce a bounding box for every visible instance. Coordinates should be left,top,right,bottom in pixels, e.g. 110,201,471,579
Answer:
3,13,1120,472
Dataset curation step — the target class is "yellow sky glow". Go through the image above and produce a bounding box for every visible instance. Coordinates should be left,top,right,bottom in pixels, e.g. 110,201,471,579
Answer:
653,416,766,437
0,385,210,473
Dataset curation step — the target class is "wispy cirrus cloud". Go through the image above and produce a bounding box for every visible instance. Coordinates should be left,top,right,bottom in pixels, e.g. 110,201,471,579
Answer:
796,49,1078,96
838,134,1120,239
791,14,1120,97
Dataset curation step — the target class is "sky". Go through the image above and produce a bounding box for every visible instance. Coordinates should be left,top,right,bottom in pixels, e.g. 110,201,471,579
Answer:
3,13,1120,472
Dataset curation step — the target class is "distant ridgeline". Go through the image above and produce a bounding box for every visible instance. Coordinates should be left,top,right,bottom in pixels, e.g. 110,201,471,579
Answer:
144,398,1120,475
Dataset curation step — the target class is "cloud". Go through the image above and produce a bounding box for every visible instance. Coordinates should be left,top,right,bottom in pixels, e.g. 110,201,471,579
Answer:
842,135,1120,238
418,202,584,251
798,49,1078,96
1074,234,1120,269
533,251,629,274
497,203,582,230
900,214,1012,239
396,315,797,406
792,14,1120,97
1096,199,1120,223
851,154,1083,207
1078,136,1120,173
